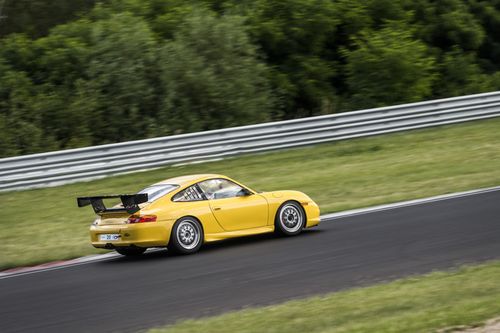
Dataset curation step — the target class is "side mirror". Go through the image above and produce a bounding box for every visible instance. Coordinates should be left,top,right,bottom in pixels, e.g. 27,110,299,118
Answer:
236,188,252,197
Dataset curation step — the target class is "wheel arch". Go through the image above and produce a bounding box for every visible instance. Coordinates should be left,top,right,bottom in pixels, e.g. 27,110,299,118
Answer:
274,199,308,236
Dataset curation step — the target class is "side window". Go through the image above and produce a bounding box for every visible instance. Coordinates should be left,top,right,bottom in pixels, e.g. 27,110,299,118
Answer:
172,185,205,202
198,179,245,200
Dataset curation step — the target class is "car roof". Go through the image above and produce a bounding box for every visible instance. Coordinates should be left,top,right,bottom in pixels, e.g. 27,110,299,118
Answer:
153,174,226,187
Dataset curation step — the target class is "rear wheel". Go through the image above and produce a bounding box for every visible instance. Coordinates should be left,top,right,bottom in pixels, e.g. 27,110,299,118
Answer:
169,217,203,254
115,247,146,256
275,201,305,236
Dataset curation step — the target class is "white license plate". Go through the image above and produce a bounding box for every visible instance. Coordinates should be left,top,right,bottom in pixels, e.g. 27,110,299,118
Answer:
99,234,121,241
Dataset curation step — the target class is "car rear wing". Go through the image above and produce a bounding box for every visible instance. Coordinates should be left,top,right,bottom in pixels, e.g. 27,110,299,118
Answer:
77,194,148,214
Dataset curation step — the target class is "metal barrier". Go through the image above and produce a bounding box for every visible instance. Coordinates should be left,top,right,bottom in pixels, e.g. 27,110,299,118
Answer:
2,91,500,191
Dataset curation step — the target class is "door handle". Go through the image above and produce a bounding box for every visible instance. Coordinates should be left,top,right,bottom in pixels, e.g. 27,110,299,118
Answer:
214,207,221,211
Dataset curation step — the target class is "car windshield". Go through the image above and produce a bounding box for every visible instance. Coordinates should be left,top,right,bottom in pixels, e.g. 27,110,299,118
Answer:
139,184,179,202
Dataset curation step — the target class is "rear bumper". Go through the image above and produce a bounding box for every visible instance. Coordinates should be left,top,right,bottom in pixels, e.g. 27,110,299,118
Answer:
90,221,175,249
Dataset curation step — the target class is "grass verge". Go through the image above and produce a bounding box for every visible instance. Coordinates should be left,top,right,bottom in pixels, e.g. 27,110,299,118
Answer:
148,261,500,333
1,118,500,269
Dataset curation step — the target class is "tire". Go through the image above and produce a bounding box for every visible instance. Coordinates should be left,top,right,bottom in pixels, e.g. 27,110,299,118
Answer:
115,247,146,256
275,201,306,236
169,217,204,254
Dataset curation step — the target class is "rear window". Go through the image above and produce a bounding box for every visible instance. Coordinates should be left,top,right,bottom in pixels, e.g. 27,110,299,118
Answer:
139,184,179,202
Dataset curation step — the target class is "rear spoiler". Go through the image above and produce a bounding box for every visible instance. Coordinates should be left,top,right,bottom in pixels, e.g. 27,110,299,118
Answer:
77,194,148,214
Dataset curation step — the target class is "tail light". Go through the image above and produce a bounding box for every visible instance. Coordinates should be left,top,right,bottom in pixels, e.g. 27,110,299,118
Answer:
127,215,157,224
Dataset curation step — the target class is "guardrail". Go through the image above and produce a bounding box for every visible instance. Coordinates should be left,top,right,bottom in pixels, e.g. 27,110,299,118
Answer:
2,91,500,192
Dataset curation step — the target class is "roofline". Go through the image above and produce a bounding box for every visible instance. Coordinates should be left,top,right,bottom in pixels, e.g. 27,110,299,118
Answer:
153,174,226,186
152,174,256,194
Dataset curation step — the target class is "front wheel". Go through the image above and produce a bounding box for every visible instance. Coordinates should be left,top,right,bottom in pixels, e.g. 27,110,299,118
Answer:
275,201,306,236
115,247,146,256
169,217,204,254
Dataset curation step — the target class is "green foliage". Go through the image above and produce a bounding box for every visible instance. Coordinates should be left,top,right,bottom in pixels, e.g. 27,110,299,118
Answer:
32,27,92,148
243,0,338,117
470,0,500,71
1,0,500,157
409,0,485,51
0,0,99,38
74,12,159,143
343,25,436,109
435,48,495,97
0,34,36,74
159,9,275,133
0,59,51,157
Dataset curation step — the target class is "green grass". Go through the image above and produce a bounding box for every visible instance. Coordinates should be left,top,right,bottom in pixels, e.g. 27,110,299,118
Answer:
148,261,500,333
1,118,500,269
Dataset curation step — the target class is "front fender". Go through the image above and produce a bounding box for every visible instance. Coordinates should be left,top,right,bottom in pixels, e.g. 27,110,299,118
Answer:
260,191,320,227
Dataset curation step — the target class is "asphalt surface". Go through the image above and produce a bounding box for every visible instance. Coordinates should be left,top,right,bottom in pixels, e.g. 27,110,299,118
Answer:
1,190,500,333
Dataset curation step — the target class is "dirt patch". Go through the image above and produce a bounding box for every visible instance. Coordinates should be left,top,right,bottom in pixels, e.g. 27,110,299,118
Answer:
441,317,500,333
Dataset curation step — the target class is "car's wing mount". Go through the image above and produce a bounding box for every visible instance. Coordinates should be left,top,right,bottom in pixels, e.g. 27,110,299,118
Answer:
77,194,148,214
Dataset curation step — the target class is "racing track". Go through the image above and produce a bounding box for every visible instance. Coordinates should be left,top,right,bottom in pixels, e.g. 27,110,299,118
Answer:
1,189,500,333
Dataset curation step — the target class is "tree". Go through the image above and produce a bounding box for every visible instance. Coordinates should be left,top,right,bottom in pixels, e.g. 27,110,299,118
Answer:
0,0,99,38
469,0,500,72
407,0,485,51
0,33,36,74
74,12,159,144
0,61,17,157
1,0,500,157
32,23,92,149
435,48,495,97
0,60,50,157
158,9,276,134
242,0,338,117
343,24,436,109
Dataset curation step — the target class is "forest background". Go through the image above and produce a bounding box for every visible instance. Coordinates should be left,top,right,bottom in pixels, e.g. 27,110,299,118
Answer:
1,0,499,157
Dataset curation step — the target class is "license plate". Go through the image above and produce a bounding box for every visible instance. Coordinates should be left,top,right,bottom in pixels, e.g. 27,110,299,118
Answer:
99,234,120,241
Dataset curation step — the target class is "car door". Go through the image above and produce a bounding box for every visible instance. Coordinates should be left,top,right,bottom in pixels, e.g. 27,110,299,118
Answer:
198,178,268,231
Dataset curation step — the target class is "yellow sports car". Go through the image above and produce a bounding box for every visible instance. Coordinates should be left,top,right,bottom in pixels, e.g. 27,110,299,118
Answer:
77,174,320,256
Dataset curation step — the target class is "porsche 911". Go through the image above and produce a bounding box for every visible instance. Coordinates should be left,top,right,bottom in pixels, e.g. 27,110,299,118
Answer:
77,174,320,255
